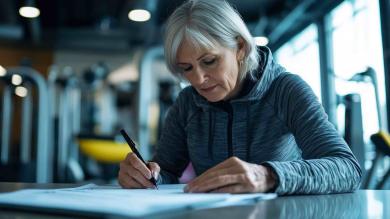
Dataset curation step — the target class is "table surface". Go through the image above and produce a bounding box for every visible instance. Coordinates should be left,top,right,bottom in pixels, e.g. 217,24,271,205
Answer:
0,182,389,219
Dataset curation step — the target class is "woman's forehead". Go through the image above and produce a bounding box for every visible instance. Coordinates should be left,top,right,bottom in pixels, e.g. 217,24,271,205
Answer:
176,40,219,62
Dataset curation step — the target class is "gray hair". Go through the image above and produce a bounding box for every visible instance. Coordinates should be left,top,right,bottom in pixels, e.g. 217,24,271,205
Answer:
164,0,259,79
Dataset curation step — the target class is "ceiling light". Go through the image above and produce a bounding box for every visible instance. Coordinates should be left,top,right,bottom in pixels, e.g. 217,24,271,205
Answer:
19,6,40,18
12,74,23,86
254,36,269,46
0,65,6,76
128,9,151,22
15,86,28,97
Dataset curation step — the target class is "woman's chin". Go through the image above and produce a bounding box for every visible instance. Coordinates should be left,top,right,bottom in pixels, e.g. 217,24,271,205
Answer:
197,87,227,102
203,93,225,102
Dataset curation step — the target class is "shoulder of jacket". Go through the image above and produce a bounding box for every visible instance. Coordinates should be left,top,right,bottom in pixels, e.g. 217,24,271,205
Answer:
268,72,304,93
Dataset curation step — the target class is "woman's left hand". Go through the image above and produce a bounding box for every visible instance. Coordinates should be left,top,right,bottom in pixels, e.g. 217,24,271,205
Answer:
184,156,277,193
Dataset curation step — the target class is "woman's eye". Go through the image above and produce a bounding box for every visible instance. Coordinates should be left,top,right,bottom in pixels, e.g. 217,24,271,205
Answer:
180,66,192,72
184,66,192,72
203,58,215,65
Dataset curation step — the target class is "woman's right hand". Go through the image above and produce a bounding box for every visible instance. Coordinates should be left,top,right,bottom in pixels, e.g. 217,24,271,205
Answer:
118,152,160,189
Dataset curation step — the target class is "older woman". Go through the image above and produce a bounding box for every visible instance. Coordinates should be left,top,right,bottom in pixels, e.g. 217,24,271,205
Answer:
118,0,362,195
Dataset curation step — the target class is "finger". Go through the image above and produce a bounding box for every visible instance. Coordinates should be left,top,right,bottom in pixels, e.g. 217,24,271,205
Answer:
188,174,241,193
121,157,154,188
187,169,229,190
147,162,160,179
210,157,243,171
126,153,152,179
187,165,244,190
186,167,230,190
187,165,225,187
210,184,249,194
201,157,239,175
118,171,144,189
123,163,155,188
119,158,146,189
188,157,243,185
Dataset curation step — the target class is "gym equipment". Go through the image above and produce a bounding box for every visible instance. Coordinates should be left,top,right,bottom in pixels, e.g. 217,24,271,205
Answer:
349,67,390,189
48,66,84,182
0,67,52,183
341,93,365,172
78,137,130,163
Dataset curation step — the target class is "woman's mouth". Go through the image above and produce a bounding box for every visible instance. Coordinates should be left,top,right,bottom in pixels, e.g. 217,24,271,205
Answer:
201,85,217,92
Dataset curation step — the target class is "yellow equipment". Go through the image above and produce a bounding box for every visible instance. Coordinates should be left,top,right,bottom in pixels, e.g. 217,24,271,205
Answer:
78,139,131,163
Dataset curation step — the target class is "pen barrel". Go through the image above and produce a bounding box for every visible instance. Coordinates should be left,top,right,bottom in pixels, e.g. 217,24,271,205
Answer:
133,150,146,164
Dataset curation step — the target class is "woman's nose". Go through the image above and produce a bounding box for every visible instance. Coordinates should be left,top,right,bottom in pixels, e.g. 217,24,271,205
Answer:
192,67,208,85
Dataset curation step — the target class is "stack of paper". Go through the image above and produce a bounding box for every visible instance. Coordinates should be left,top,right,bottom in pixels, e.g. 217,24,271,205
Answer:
0,184,276,217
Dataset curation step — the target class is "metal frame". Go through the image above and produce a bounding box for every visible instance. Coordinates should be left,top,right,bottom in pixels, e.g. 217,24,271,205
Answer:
379,0,390,130
138,46,164,160
48,67,83,182
1,85,12,164
2,67,52,183
21,83,33,163
268,0,316,44
269,0,344,51
317,15,338,126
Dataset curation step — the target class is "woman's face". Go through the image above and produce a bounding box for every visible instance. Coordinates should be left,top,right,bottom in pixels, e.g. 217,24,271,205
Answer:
176,40,245,102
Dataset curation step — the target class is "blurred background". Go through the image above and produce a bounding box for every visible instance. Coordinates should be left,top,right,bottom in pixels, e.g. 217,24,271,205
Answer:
0,0,390,189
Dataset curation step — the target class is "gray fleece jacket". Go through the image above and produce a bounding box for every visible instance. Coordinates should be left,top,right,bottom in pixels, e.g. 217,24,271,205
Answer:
153,46,362,195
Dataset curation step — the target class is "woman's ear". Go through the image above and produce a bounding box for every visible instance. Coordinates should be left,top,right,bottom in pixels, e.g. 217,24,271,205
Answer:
236,37,246,61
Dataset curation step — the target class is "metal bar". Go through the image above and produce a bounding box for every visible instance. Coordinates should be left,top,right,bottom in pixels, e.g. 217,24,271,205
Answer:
363,152,383,189
268,0,315,44
379,0,390,130
0,25,23,40
376,166,390,189
7,67,51,183
269,0,344,51
1,86,12,164
70,88,81,163
317,16,337,126
68,87,84,182
47,66,59,171
138,46,164,160
20,83,33,163
58,86,70,181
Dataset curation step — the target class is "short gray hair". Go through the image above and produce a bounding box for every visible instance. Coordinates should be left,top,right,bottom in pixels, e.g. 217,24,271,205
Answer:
164,0,259,79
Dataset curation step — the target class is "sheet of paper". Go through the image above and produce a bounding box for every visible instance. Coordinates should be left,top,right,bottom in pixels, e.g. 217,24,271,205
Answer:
0,184,276,217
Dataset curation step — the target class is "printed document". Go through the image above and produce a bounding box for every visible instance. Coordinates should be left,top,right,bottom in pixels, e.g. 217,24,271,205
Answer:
0,184,276,217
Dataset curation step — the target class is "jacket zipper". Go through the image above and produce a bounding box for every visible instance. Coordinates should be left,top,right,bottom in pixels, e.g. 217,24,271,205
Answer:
227,104,233,157
213,101,234,158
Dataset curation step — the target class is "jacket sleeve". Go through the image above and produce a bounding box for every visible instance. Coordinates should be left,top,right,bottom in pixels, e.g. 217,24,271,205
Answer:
152,91,190,184
263,74,362,195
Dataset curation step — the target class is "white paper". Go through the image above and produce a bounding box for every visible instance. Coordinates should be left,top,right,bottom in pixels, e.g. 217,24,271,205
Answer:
0,184,276,217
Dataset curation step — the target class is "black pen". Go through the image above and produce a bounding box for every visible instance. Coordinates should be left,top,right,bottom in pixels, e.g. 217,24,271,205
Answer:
120,129,158,189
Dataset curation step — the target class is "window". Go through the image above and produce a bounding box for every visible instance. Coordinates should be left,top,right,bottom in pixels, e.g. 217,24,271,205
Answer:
275,24,322,101
330,0,386,143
